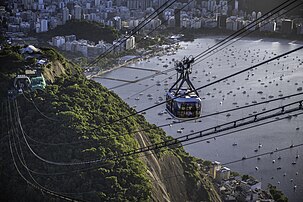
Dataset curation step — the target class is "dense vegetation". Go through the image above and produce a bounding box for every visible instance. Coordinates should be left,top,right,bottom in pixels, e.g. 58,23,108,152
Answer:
31,20,119,43
0,45,214,201
268,184,288,202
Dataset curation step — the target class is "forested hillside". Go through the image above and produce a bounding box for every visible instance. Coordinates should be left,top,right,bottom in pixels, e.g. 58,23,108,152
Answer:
0,45,221,202
31,20,119,43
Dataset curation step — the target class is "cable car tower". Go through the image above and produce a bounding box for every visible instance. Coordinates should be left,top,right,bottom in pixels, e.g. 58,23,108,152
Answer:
166,56,202,119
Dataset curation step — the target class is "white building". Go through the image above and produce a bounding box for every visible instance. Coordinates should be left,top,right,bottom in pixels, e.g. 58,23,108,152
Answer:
252,11,257,20
126,36,135,50
114,16,122,30
52,36,65,47
62,7,69,24
207,0,217,12
234,0,239,10
210,161,231,182
216,167,231,182
257,12,262,19
40,19,48,32
210,161,221,179
74,5,81,20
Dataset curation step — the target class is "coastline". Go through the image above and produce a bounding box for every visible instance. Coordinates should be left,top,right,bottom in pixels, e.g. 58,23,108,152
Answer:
85,29,302,79
182,28,303,42
86,43,181,79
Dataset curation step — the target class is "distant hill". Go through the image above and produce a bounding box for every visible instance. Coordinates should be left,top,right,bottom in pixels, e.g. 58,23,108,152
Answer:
32,20,119,43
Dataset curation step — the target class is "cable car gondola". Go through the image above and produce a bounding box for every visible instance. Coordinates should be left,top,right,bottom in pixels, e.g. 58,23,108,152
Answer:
30,73,46,91
14,75,31,94
13,70,47,96
166,56,201,119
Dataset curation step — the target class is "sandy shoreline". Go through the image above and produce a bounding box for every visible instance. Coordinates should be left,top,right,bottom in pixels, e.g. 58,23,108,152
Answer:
85,43,181,79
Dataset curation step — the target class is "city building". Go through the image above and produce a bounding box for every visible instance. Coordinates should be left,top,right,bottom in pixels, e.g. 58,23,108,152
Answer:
113,38,126,53
216,167,231,182
95,0,101,7
174,9,181,28
260,21,276,32
297,24,303,35
210,161,221,179
217,15,227,29
125,36,135,50
74,5,82,20
207,0,217,12
127,0,139,10
106,1,113,9
2,0,303,52
40,19,48,32
234,0,239,11
114,16,122,30
62,7,69,24
281,19,293,34
226,17,238,31
52,36,65,47
210,161,231,182
127,0,151,11
22,0,33,10
65,35,76,42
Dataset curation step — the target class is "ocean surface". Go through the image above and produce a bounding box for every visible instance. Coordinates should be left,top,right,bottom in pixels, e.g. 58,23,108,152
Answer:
93,36,303,201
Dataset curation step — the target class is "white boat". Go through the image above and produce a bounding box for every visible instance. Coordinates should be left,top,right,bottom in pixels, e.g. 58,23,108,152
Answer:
177,129,183,133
